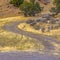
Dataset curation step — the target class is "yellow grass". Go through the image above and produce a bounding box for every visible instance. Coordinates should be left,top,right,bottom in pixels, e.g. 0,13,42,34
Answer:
18,23,60,35
18,23,60,36
0,16,44,52
0,47,17,52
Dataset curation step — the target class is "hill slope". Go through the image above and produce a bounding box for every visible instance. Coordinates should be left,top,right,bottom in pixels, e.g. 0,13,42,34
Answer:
0,0,21,18
0,0,53,18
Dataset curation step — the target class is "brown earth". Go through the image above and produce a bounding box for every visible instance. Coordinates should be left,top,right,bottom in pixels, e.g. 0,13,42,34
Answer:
0,0,22,18
0,0,53,18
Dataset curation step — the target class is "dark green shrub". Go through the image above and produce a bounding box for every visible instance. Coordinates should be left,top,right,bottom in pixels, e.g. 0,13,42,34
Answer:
10,0,24,7
50,0,60,14
20,1,42,16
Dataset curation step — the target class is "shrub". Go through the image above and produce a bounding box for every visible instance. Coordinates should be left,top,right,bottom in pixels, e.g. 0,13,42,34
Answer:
20,1,42,16
50,0,60,15
10,0,24,7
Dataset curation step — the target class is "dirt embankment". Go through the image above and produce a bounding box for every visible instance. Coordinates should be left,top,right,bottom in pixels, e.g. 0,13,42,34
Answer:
0,0,22,18
0,0,53,18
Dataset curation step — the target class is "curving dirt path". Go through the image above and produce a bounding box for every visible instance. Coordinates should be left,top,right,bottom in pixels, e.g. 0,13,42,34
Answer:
0,51,60,60
3,21,60,50
2,21,60,60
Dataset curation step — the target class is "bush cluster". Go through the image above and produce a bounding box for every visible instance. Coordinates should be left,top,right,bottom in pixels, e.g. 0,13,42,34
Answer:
10,0,42,16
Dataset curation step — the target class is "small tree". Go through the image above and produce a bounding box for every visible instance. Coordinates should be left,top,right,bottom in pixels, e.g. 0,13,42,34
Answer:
20,1,32,16
54,0,60,13
10,0,24,7
50,0,60,16
30,0,35,4
20,1,42,16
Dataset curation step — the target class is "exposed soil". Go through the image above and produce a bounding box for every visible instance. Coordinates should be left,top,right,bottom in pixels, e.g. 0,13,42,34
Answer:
0,0,53,18
0,0,21,18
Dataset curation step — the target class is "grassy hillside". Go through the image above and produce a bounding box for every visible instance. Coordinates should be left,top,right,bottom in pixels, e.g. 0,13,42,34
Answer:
0,16,44,52
0,0,21,18
0,0,53,18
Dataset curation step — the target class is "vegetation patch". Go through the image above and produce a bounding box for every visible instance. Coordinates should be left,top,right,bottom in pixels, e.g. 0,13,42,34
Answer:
18,16,60,42
0,17,44,52
18,22,60,36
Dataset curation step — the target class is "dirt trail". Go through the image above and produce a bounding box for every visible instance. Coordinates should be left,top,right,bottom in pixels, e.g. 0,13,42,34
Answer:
3,21,60,51
2,21,60,60
0,52,59,60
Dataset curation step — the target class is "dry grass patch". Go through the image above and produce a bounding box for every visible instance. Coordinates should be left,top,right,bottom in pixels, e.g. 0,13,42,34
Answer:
18,23,60,35
18,23,60,40
0,17,44,52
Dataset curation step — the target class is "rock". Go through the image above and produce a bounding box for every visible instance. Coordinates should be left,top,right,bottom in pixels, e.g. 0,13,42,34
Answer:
26,20,34,24
30,22,36,26
35,19,41,22
41,14,52,19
